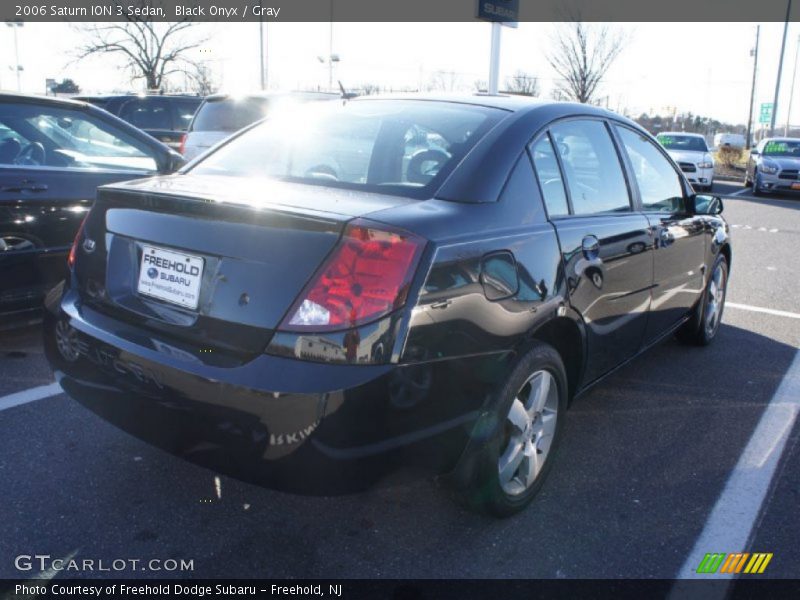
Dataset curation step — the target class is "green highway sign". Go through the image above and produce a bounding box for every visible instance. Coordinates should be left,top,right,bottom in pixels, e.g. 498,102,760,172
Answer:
759,103,774,124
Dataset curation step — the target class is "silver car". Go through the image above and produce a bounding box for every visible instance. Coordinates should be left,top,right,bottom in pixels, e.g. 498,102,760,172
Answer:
745,137,800,196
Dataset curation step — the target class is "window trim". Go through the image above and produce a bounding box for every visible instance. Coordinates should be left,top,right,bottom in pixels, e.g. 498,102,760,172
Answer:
526,131,570,220
611,122,691,215
529,116,636,219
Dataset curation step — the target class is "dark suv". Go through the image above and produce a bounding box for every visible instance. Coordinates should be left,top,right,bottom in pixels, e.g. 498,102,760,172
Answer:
74,94,202,151
44,96,730,516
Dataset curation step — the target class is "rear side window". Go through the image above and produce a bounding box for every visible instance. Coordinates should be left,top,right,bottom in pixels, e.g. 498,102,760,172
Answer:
616,126,684,212
549,120,630,215
191,98,269,133
529,134,568,217
119,99,172,130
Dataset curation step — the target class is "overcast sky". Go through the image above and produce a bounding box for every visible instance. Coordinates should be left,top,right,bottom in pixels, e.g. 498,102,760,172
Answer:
0,21,796,126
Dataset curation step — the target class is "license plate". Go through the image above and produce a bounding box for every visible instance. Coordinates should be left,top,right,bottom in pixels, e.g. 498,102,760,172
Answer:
137,245,204,310
791,183,800,190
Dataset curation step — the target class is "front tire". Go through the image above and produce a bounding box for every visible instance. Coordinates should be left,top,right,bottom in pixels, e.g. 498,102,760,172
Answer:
457,343,567,517
676,254,728,346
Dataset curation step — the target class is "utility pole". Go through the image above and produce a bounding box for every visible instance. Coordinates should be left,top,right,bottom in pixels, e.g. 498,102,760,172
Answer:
746,25,760,148
770,0,793,136
259,17,266,90
785,34,800,136
6,21,23,92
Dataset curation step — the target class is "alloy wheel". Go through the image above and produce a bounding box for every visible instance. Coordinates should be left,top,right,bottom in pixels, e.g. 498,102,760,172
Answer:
497,370,559,496
705,262,727,338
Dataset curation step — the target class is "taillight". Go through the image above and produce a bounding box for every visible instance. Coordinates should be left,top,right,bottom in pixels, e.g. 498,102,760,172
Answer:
67,216,87,269
178,133,187,155
280,221,425,332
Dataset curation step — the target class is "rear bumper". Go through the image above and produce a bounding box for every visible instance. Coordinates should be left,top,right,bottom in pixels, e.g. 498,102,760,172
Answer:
44,289,505,494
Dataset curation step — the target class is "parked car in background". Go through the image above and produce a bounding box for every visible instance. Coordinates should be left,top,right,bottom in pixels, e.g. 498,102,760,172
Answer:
744,137,800,195
0,93,184,327
74,93,202,151
714,132,745,149
656,131,715,191
181,91,339,160
45,96,730,516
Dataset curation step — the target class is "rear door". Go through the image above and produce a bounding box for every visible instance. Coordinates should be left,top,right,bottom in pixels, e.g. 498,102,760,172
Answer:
612,124,706,343
530,118,653,382
0,99,162,315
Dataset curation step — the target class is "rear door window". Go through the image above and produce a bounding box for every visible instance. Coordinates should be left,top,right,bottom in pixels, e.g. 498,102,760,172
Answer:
549,119,631,215
529,134,569,217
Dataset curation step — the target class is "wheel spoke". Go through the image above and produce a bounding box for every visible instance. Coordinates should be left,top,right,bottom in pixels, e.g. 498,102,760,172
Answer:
527,372,551,416
520,440,541,487
507,398,529,434
498,439,525,484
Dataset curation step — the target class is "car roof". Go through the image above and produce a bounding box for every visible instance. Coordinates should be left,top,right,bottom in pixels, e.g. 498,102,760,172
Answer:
0,91,95,109
658,131,706,138
203,91,340,103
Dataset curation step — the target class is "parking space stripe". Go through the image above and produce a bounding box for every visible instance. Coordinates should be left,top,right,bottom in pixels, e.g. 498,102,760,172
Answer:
672,348,800,586
729,188,751,197
0,382,62,412
727,302,800,320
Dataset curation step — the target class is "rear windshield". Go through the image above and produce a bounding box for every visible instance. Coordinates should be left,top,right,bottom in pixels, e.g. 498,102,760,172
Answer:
657,135,708,152
190,100,505,199
190,97,270,133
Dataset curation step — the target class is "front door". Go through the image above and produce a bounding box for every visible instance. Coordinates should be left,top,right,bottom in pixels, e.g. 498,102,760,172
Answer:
530,119,654,382
612,125,706,343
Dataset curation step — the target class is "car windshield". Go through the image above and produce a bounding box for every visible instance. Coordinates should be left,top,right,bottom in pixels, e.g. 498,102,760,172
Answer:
657,135,708,152
190,100,505,198
762,140,800,156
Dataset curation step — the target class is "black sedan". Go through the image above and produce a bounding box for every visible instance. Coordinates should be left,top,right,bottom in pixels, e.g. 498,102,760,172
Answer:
0,93,185,327
44,96,731,516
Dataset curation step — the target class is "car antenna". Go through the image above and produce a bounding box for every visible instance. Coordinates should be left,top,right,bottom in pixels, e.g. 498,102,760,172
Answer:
338,80,358,101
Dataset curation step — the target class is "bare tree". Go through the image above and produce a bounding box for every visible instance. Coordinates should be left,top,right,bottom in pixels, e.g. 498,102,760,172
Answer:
473,79,488,93
547,21,626,104
504,70,540,97
426,70,462,92
182,63,217,96
75,5,209,91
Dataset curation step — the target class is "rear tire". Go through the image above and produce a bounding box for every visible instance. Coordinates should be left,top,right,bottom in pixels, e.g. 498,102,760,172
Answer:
455,342,567,517
676,254,728,346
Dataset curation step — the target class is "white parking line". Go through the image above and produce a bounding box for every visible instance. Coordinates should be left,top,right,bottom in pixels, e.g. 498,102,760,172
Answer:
0,382,62,412
729,187,751,197
672,348,800,587
727,302,800,320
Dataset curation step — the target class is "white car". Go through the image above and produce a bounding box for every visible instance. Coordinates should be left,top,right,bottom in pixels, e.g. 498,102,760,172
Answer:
656,131,714,191
181,91,339,160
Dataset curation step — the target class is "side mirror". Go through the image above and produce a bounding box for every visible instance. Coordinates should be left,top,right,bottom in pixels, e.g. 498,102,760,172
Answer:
690,194,723,215
160,150,187,174
750,148,759,156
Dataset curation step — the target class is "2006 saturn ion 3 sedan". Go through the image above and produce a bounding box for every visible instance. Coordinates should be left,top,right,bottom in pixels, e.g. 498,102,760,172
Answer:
44,96,731,516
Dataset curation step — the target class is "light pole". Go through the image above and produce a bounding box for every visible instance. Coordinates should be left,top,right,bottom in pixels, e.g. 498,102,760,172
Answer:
488,22,501,94
6,21,23,92
770,0,793,136
746,25,760,148
785,34,800,136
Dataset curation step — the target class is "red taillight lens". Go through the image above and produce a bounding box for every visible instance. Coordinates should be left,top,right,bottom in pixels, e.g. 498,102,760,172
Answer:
178,133,187,155
67,216,87,269
280,222,425,332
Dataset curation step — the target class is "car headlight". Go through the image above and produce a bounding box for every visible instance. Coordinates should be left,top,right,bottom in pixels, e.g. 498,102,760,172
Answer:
759,164,779,174
698,161,714,169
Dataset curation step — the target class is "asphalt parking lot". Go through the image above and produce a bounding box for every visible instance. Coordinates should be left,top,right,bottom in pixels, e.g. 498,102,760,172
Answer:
0,180,798,581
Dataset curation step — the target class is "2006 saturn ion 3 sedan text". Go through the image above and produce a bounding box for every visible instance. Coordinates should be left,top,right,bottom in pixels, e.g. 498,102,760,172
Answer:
44,96,731,517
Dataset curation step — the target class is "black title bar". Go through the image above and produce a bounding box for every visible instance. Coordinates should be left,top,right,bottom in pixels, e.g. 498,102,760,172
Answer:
4,0,800,22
